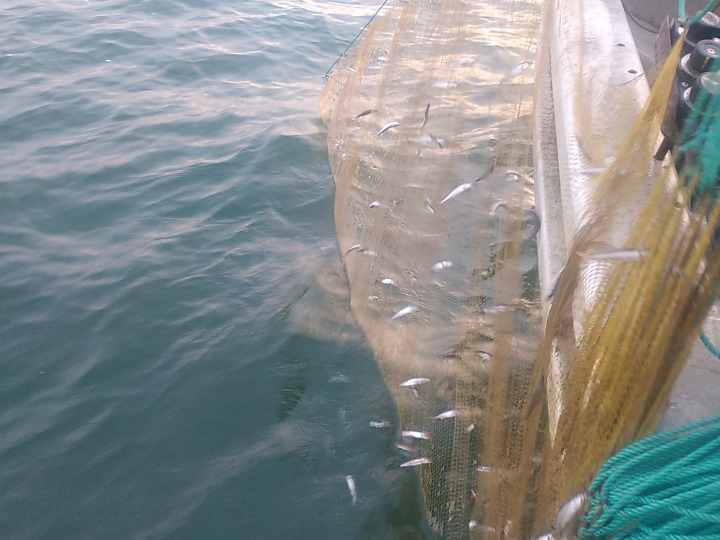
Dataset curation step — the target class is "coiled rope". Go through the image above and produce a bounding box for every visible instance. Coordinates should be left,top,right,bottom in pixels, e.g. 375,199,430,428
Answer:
578,415,720,539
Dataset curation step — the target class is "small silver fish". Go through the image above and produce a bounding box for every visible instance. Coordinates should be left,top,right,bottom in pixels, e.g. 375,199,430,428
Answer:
380,278,396,286
391,305,416,320
431,260,453,272
555,492,588,535
399,377,430,388
424,198,435,214
421,102,430,128
344,244,361,256
531,533,555,540
440,182,472,203
481,304,513,314
452,56,476,67
502,61,533,82
401,430,432,440
469,522,495,533
368,294,379,302
433,80,458,88
355,108,373,119
369,201,381,208
400,457,431,467
477,350,493,361
369,420,390,428
419,133,444,148
377,121,400,137
345,475,358,506
583,248,649,262
466,489,477,515
490,201,508,214
477,464,493,473
395,442,420,453
434,409,457,419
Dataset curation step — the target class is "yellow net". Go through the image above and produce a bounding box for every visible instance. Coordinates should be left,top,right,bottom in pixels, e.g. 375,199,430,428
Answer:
321,0,543,536
531,33,720,528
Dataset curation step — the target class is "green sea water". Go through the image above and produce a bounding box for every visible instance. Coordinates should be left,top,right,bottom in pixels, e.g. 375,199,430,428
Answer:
0,1,429,537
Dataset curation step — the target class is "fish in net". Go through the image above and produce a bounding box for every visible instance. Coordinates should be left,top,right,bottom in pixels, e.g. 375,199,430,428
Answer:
320,0,720,537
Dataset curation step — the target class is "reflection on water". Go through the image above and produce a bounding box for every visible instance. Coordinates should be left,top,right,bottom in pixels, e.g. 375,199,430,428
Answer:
0,0,444,538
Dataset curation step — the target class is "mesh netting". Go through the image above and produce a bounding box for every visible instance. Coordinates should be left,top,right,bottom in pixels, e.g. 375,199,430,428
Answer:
321,0,720,538
321,0,543,537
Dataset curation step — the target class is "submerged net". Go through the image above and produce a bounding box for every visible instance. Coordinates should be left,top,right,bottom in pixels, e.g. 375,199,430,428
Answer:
321,0,543,537
320,0,720,538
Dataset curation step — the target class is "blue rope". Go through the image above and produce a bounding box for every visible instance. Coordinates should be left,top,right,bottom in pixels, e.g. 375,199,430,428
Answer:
700,330,720,360
579,415,720,539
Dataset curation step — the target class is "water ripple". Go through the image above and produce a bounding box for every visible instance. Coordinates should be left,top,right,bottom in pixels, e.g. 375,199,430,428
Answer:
0,0,419,538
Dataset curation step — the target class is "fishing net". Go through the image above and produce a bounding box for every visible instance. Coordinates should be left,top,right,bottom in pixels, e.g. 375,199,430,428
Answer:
531,35,720,531
320,0,720,538
321,0,543,536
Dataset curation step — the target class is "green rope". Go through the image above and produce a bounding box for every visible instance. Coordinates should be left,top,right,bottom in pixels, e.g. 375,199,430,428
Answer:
679,0,720,24
578,415,720,539
700,330,720,360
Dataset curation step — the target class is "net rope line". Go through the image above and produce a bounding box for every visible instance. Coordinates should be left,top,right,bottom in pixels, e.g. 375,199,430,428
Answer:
323,0,392,79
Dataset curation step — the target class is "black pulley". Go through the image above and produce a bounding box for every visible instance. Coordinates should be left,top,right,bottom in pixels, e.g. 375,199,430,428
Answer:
676,86,695,128
686,12,720,42
689,70,720,104
678,12,720,55
678,54,699,85
688,39,720,73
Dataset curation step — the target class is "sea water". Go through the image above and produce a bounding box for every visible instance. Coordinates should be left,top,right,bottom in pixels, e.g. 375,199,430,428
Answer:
0,0,428,537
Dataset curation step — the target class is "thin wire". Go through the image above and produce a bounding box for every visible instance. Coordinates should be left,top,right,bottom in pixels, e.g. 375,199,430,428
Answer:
323,0,391,79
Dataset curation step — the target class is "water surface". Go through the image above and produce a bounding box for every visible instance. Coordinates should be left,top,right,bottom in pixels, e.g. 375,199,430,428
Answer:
0,1,428,537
